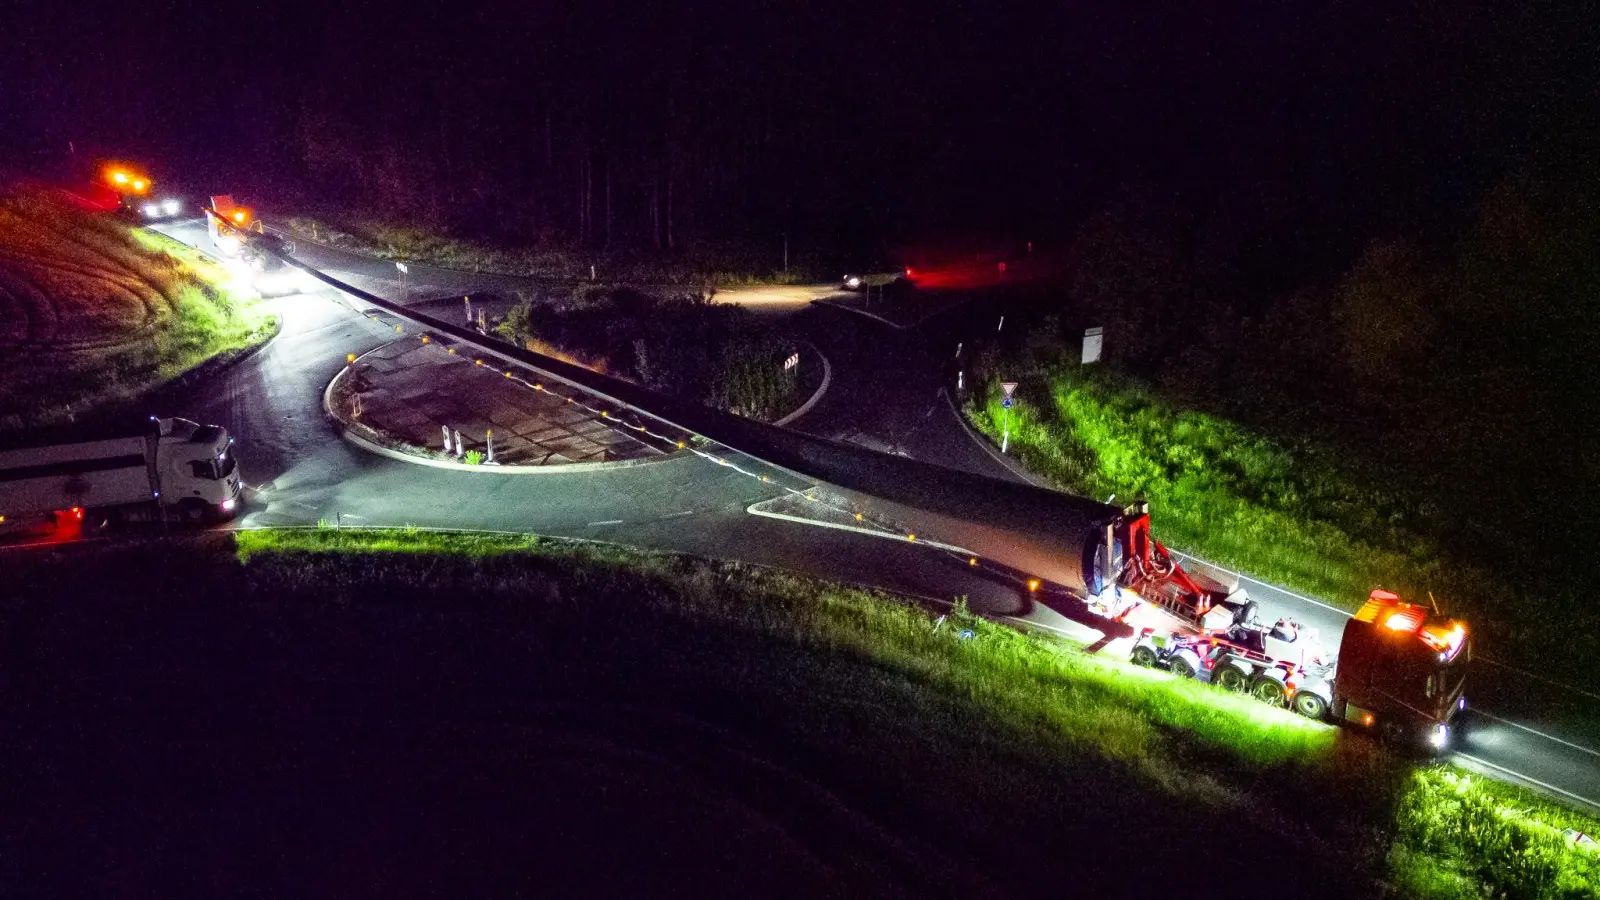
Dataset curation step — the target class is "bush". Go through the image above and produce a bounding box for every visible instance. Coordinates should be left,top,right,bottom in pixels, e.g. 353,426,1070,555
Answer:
495,287,801,420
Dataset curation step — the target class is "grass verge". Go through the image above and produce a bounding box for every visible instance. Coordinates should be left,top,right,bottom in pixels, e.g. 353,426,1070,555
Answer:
225,527,1600,897
281,214,810,286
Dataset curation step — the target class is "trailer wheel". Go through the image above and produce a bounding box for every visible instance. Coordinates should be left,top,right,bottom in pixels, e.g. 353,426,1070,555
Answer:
1215,665,1250,692
1130,645,1159,667
1168,655,1198,679
1293,692,1328,720
178,500,209,524
1251,676,1286,706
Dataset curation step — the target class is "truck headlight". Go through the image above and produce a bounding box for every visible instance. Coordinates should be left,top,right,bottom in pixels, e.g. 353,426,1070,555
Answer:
220,497,237,512
163,199,181,215
143,203,161,218
1429,724,1450,749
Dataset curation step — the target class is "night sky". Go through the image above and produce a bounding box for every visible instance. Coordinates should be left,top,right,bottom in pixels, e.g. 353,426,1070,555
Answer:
2,1,1593,260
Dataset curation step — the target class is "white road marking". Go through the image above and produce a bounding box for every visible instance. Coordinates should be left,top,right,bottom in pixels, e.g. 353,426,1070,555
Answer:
1478,657,1600,702
1453,751,1600,815
586,519,624,527
1473,711,1600,759
662,510,694,518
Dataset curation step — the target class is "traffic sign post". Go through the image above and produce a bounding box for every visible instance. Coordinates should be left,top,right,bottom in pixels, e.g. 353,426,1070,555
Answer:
1000,382,1018,453
1082,326,1104,365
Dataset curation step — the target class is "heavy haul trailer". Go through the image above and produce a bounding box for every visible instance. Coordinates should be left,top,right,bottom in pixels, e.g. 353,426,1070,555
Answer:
0,417,242,535
1133,590,1470,749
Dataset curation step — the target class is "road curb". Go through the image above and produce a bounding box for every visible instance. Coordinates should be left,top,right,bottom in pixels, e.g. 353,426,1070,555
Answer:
773,339,833,427
321,343,682,475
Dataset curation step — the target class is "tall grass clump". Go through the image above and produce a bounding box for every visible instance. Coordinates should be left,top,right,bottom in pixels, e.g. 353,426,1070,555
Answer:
1389,768,1600,899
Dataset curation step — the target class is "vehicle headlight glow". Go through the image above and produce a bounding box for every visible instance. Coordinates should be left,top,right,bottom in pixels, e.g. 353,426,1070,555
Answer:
845,276,862,288
143,203,160,217
163,199,181,215
220,497,237,512
1429,724,1450,749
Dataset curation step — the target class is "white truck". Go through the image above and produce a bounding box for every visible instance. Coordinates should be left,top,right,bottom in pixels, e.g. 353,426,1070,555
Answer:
0,417,242,535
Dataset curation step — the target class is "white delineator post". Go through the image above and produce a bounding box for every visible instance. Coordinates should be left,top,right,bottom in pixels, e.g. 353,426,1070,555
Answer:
1000,381,1018,454
453,429,464,458
442,425,452,451
486,429,495,464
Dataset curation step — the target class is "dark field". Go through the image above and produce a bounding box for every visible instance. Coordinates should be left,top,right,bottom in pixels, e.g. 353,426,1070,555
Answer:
3,532,1592,898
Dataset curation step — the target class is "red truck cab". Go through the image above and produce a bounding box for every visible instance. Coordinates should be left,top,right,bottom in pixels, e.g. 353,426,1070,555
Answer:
1333,591,1469,748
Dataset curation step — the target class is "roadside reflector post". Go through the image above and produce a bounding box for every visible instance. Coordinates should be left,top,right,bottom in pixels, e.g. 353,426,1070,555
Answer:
1000,381,1017,453
442,425,452,452
486,429,495,464
465,295,472,324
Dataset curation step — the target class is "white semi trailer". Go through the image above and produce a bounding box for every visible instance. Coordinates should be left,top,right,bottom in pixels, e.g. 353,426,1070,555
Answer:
0,417,242,534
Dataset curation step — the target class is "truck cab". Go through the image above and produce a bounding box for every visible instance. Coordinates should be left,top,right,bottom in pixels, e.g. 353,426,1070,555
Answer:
1333,591,1469,749
153,418,242,522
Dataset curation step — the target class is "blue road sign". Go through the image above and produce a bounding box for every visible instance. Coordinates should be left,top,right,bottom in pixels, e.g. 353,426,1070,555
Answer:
1002,397,1014,409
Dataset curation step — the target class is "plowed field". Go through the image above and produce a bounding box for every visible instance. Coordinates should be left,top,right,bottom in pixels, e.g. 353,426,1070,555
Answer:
0,191,267,433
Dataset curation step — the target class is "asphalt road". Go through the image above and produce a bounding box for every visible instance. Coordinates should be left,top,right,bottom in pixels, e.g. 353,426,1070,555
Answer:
145,219,1600,817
